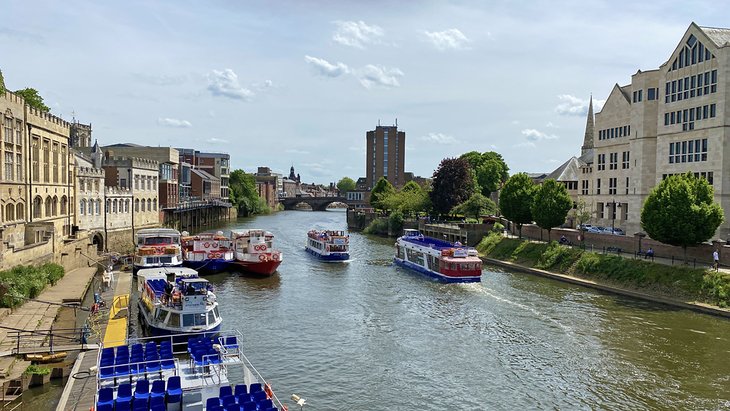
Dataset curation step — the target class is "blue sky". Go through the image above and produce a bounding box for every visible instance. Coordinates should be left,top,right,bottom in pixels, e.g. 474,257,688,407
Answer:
1,0,728,183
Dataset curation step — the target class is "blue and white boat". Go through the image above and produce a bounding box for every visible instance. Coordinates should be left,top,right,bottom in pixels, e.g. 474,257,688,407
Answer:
305,229,350,261
181,231,235,275
394,229,482,283
136,267,221,340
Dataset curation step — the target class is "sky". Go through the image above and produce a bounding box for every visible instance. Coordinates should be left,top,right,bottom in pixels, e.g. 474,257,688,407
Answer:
1,0,729,184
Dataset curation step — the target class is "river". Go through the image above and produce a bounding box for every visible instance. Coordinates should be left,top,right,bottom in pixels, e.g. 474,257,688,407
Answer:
185,209,728,411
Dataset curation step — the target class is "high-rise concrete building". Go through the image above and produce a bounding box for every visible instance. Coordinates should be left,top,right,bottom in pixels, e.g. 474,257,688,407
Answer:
365,123,405,189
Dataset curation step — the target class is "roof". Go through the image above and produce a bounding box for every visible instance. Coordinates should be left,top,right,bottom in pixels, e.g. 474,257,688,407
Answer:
579,148,594,165
700,26,730,47
191,168,217,181
105,143,143,148
546,157,585,182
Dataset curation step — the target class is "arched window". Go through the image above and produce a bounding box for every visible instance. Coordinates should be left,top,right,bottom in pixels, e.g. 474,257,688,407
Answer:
51,196,58,216
80,199,86,215
95,199,101,215
112,199,118,213
153,199,157,211
147,199,152,211
125,199,130,213
5,203,14,222
106,200,111,214
61,196,67,215
135,199,140,212
34,196,42,219
94,180,99,192
16,202,24,220
45,197,52,217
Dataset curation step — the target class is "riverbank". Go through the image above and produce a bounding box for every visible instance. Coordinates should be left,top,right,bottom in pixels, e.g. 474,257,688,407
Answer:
477,233,730,318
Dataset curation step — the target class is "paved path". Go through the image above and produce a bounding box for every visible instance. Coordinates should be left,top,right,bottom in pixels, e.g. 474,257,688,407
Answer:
0,266,97,379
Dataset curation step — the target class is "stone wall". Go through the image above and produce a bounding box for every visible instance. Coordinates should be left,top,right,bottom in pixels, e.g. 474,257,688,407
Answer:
106,228,136,255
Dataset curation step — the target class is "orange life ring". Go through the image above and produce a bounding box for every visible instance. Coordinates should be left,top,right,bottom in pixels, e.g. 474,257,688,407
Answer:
264,383,273,399
208,252,216,259
259,254,266,261
203,242,210,248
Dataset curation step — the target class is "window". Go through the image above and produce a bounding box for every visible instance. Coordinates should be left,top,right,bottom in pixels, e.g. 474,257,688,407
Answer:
61,196,67,215
609,153,618,170
598,202,604,219
597,154,605,171
16,154,22,181
670,138,707,163
625,177,630,195
609,178,617,195
581,180,588,195
622,151,630,169
96,199,101,215
4,151,13,180
80,200,86,216
42,140,50,182
168,313,180,327
3,116,12,144
596,178,601,195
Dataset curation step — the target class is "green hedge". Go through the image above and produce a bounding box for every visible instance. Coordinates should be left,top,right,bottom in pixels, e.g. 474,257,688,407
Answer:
0,263,65,308
363,218,389,235
477,235,730,308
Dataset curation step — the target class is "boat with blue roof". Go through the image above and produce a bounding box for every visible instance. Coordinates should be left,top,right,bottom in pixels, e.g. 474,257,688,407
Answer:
394,229,482,283
305,229,350,261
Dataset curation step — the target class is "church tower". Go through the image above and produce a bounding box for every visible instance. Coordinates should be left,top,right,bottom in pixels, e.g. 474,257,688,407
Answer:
581,96,595,156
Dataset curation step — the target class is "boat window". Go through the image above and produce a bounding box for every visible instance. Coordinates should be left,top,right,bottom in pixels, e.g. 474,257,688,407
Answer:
208,310,215,325
155,309,168,322
183,313,208,327
168,313,180,327
160,256,172,264
214,306,220,320
145,236,173,245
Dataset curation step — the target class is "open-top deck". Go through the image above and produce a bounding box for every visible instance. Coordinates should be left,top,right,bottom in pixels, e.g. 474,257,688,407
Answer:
400,229,466,251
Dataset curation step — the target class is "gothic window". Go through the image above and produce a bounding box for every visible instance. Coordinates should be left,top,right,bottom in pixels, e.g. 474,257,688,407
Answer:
16,202,24,220
5,203,14,222
34,196,42,219
61,196,67,215
45,197,52,217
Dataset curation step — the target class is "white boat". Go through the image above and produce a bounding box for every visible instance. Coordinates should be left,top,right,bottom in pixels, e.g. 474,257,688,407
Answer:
394,229,482,283
229,229,283,275
134,228,183,273
305,229,350,261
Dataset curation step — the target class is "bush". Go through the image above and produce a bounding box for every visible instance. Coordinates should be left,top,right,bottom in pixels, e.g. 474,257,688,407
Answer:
24,365,51,375
476,232,504,255
0,263,65,308
388,211,404,235
363,218,389,235
536,242,583,271
492,222,504,233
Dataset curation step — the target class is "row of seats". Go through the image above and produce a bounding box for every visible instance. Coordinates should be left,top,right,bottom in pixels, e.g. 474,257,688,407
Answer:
97,376,182,411
208,383,278,411
100,341,175,380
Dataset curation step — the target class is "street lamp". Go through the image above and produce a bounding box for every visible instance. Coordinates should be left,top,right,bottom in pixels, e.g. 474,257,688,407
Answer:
610,200,622,233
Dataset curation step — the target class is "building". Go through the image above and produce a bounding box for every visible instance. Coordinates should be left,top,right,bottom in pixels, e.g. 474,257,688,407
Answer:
365,123,406,189
101,154,159,228
74,150,105,250
0,92,27,252
254,167,281,209
190,168,220,200
554,22,730,238
178,149,230,201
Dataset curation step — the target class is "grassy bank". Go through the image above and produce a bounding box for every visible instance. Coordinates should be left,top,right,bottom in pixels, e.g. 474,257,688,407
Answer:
476,233,730,308
0,263,65,308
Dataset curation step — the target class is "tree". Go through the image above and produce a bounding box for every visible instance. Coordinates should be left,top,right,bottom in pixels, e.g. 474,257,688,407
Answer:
531,179,572,242
451,193,497,221
229,169,263,216
641,172,724,260
0,70,5,95
499,173,536,238
460,151,510,196
337,177,356,193
572,198,592,246
430,157,475,217
382,181,430,217
14,88,49,112
370,177,395,211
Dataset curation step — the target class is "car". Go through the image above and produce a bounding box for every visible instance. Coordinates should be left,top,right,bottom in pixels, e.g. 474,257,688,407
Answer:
578,224,593,231
586,226,602,233
611,228,626,236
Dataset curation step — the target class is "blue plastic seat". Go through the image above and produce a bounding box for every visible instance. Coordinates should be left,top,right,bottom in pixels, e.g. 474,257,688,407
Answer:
225,403,239,411
134,379,150,400
220,335,238,350
241,401,257,411
132,396,148,411
221,394,236,407
116,382,133,409
251,390,266,402
234,384,248,397
206,397,223,411
97,387,114,409
257,399,273,410
99,359,115,379
150,395,166,411
150,379,166,399
249,383,262,393
220,385,233,398
131,343,144,357
166,375,183,403
96,404,113,411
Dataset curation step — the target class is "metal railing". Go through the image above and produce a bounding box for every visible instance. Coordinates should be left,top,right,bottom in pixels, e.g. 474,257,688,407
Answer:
4,325,90,355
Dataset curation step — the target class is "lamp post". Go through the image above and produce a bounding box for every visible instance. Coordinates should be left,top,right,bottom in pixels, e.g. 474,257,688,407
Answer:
610,200,622,233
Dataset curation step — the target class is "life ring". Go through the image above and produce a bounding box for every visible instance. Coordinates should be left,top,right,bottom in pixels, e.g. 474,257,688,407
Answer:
212,242,219,248
203,242,210,248
325,245,330,251
272,253,280,261
264,383,273,399
259,254,266,261
208,252,216,259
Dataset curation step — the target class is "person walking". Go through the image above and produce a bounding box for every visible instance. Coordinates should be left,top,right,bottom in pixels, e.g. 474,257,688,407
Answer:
713,249,720,271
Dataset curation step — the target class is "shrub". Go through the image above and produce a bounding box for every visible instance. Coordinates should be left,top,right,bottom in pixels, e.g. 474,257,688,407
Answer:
363,218,389,235
24,365,51,375
476,232,503,255
0,263,64,308
492,222,504,233
388,211,404,235
536,242,583,271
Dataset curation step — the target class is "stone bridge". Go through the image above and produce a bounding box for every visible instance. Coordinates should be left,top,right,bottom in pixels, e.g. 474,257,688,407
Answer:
279,196,349,211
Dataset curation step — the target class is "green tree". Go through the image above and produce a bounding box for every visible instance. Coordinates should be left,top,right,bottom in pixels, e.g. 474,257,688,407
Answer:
531,179,572,242
641,172,724,260
572,198,592,247
451,193,497,221
382,181,430,217
336,177,356,193
499,173,537,239
460,151,509,196
430,157,475,217
370,177,396,211
0,70,6,95
14,88,49,112
229,169,263,216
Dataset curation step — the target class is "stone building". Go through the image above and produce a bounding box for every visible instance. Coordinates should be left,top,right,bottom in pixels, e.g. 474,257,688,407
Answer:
102,155,159,228
254,167,282,209
554,22,730,238
0,92,27,252
74,150,105,250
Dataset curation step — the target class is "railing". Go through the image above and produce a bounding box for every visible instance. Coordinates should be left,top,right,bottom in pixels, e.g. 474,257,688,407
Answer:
110,294,129,319
4,325,91,355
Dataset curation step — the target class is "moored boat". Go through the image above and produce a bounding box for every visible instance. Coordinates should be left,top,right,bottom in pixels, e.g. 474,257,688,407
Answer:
228,229,283,275
394,229,482,283
305,229,350,261
136,267,222,340
181,231,235,275
133,228,183,274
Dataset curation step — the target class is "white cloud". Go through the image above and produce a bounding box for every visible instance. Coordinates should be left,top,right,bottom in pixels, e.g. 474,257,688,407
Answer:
304,55,350,78
356,65,404,89
513,141,536,149
545,121,558,128
332,20,384,49
206,137,229,144
424,28,471,51
421,132,457,144
207,69,255,100
555,94,606,116
157,117,192,128
521,128,559,141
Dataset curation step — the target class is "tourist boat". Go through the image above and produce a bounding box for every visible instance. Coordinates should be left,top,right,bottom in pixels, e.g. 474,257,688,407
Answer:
181,231,235,275
228,229,283,275
305,229,350,261
133,228,183,273
394,229,482,283
136,267,222,339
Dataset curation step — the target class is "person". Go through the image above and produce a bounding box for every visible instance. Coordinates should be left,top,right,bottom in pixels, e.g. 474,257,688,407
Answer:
186,283,196,295
645,247,654,259
713,249,720,271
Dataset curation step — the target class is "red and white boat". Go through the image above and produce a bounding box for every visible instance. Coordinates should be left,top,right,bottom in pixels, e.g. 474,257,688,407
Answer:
181,231,235,275
228,229,283,275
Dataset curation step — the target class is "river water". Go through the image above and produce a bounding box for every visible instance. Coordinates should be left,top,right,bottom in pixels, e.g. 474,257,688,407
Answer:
179,210,730,409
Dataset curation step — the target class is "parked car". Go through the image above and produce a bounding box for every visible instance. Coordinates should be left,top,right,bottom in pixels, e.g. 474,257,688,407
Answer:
586,226,603,233
578,224,593,231
611,228,626,236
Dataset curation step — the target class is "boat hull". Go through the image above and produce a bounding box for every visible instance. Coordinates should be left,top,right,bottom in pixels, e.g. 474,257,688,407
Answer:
227,259,281,276
133,262,182,275
183,259,232,275
393,257,481,283
305,246,350,261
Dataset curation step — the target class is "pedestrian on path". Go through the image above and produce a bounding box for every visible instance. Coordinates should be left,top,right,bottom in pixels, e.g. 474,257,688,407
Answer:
713,249,720,271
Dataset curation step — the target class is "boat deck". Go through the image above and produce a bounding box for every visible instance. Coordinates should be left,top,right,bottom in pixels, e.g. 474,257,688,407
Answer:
401,235,459,250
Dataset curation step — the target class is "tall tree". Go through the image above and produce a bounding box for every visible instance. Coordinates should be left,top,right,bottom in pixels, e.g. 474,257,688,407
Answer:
451,193,497,220
641,172,724,260
460,151,509,196
430,157,475,217
370,177,396,211
531,179,572,242
382,181,430,217
499,173,537,238
0,70,6,95
14,88,50,112
336,177,356,193
229,169,263,216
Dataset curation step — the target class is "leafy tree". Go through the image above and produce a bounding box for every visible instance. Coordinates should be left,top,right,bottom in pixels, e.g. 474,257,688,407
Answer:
0,70,5,95
382,181,430,217
14,88,50,112
451,193,497,221
336,177,356,193
229,169,263,216
531,179,572,242
370,177,396,211
430,157,475,217
460,151,510,196
572,198,592,246
499,173,536,238
641,172,724,260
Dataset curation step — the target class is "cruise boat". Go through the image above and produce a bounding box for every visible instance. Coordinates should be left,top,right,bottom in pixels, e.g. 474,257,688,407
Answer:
96,330,289,411
136,267,222,339
181,231,235,275
133,228,183,273
305,229,350,261
228,229,283,275
394,229,482,283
